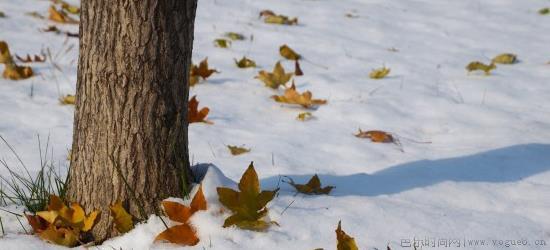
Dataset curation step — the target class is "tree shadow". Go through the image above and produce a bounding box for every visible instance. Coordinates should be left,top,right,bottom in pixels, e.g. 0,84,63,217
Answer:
261,143,550,196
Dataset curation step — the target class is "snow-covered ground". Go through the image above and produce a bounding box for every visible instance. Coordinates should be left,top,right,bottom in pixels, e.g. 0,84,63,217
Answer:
1,0,550,249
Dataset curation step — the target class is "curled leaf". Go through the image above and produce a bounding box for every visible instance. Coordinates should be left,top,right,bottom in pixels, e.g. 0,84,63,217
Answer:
336,221,359,250
280,44,301,60
110,201,134,234
59,94,76,105
214,39,231,48
466,61,495,75
491,53,518,64
294,60,303,76
3,64,34,80
354,129,394,143
264,15,298,25
256,61,293,89
225,32,246,41
48,5,78,24
272,83,327,108
227,145,251,156
296,112,312,121
25,214,49,233
369,67,390,79
286,175,334,195
39,225,79,247
235,57,256,68
188,95,212,124
16,54,46,63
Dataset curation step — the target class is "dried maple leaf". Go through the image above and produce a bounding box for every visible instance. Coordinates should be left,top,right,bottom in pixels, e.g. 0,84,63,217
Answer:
280,44,301,60
15,54,46,63
190,58,219,81
264,14,298,25
39,225,79,247
369,67,391,79
227,145,251,155
110,201,134,234
272,83,327,108
235,56,256,68
256,61,293,89
155,185,207,246
492,53,518,64
48,5,78,24
25,214,49,233
59,94,75,105
466,61,496,75
354,129,394,143
336,221,359,250
294,60,303,76
214,38,231,48
188,95,212,124
285,174,334,195
225,32,245,41
216,162,279,231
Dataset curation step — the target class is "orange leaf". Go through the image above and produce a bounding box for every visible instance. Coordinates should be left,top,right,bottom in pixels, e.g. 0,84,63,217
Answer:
190,58,219,80
336,221,359,250
25,214,49,233
155,224,199,246
354,129,394,143
48,5,78,24
190,185,207,213
161,201,193,224
188,95,212,124
272,82,327,108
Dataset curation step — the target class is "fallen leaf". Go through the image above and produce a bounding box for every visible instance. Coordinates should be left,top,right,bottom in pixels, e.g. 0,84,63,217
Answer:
280,44,301,60
294,60,303,76
336,221,359,250
3,64,34,80
60,1,80,15
39,225,79,247
227,145,251,155
225,32,245,41
110,201,134,234
188,95,212,124
214,38,231,48
354,129,394,143
286,174,334,195
0,41,11,64
235,56,256,68
0,11,5,18
256,61,293,89
59,94,75,105
26,11,45,19
466,61,496,75
48,5,78,24
264,15,298,25
217,162,278,231
155,185,207,246
259,10,276,18
25,214,49,233
190,58,219,80
369,67,391,79
42,25,60,33
272,82,327,108
492,53,518,64
539,8,549,15
296,112,312,121
16,54,46,63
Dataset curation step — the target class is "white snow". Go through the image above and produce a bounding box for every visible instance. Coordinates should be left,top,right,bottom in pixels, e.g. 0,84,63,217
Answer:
1,0,550,249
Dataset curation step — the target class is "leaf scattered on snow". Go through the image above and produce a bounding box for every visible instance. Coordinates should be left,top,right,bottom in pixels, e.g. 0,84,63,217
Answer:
227,145,251,155
217,162,279,231
1,41,34,80
225,32,246,41
272,82,327,109
235,56,256,68
336,221,359,250
296,112,313,121
491,53,518,64
285,174,334,195
294,60,304,76
354,129,394,143
188,95,212,124
190,58,219,86
539,8,549,15
280,44,301,60
260,10,298,25
466,61,496,75
369,66,391,79
214,38,231,48
59,94,75,105
256,61,293,89
48,5,78,24
16,53,46,63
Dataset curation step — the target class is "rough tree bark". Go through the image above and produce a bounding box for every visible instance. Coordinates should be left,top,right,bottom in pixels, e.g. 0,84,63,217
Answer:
66,0,197,241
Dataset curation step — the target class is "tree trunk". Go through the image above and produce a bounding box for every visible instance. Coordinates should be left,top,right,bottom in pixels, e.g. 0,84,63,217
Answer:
66,0,197,242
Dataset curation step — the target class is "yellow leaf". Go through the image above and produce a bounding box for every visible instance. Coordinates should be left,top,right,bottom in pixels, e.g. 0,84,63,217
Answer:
39,225,79,247
216,162,279,231
336,221,359,250
188,95,212,124
3,64,34,80
235,57,256,68
227,145,251,156
263,14,298,25
110,201,134,234
25,214,49,233
286,175,334,195
256,61,293,89
0,41,12,64
280,44,301,60
82,210,100,232
272,82,327,108
466,61,496,75
48,5,78,24
491,53,518,64
37,210,59,224
61,2,80,15
225,32,245,41
354,129,394,143
214,38,231,48
369,67,390,79
59,94,75,105
296,112,312,121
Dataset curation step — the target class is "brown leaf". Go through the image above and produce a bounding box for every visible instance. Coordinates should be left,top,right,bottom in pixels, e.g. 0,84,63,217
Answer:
256,61,293,89
227,145,251,155
25,214,49,233
235,56,256,68
155,224,200,246
190,58,219,81
336,221,359,250
354,129,394,143
15,54,46,63
294,60,303,76
188,95,212,124
272,82,327,108
280,44,301,60
286,174,334,195
3,64,34,80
